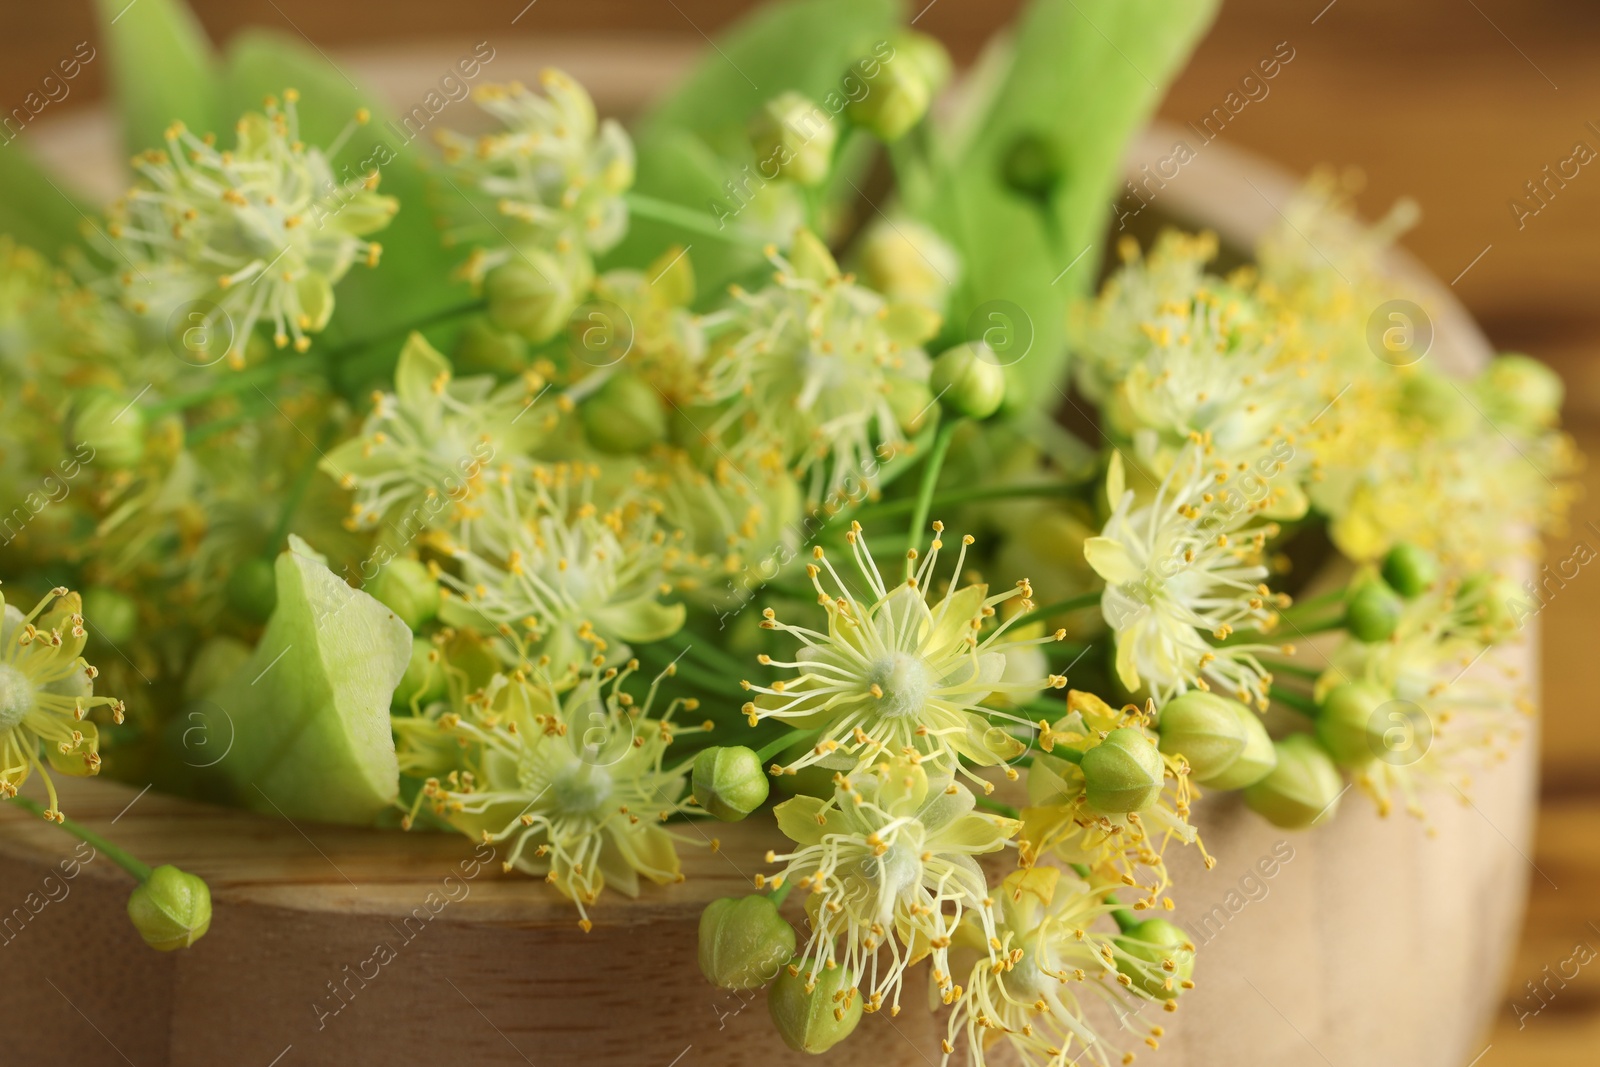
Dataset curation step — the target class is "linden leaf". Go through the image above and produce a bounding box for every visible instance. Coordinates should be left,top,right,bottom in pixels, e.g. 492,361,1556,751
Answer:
212,535,409,824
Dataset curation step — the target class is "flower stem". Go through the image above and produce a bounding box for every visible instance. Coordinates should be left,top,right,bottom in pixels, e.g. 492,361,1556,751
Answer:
144,353,321,418
1269,685,1320,717
865,480,1078,520
973,795,1019,819
767,879,794,908
8,796,152,882
1262,659,1322,680
755,726,825,764
625,193,771,249
905,416,962,580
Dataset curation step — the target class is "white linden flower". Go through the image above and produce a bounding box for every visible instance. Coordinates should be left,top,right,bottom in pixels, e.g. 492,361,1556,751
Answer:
699,231,939,506
438,70,634,283
0,588,125,819
765,759,1018,1016
321,333,556,531
104,90,396,365
419,662,701,931
1085,445,1293,709
741,522,1067,784
434,463,689,679
943,866,1190,1067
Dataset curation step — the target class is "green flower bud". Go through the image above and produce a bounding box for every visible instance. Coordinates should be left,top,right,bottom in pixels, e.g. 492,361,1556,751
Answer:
891,31,952,94
1199,700,1277,790
884,375,936,436
1113,918,1194,1000
1457,572,1523,642
1381,542,1438,598
453,315,530,377
1157,691,1250,783
1314,681,1390,768
1401,371,1476,437
698,895,796,990
857,218,959,310
1478,353,1563,430
1243,734,1344,829
693,745,770,821
71,388,144,469
127,865,212,951
226,558,278,623
846,54,930,142
1344,579,1403,642
930,343,1006,420
183,636,253,701
394,636,448,708
82,587,138,647
1080,727,1165,813
750,92,838,187
365,558,439,632
581,373,668,455
485,251,592,343
768,959,863,1054
1001,132,1064,202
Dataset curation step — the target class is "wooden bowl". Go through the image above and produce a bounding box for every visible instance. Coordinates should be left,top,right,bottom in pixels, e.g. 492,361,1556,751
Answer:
3,41,1535,1067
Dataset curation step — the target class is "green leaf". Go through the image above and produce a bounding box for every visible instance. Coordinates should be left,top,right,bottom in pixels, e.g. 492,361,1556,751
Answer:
924,0,1220,409
213,535,409,825
93,0,221,155
605,0,902,297
0,145,93,257
221,30,472,370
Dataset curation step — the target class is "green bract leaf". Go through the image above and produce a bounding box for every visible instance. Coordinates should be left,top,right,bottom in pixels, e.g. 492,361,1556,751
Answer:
94,0,221,155
925,0,1220,408
214,535,409,825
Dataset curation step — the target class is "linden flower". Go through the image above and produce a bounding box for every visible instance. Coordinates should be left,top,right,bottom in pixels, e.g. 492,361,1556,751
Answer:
742,522,1068,782
1315,586,1529,821
699,231,939,506
943,866,1190,1067
321,333,556,531
0,587,126,820
1020,691,1205,904
417,662,701,930
437,71,634,284
434,463,689,679
1086,446,1294,709
765,759,1018,1016
104,90,396,364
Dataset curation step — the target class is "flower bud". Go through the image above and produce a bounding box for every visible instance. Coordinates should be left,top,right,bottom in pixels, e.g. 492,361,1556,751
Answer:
581,372,668,455
750,92,838,187
1478,353,1563,430
1157,691,1250,783
394,636,448,708
698,895,795,990
127,865,212,951
693,745,770,821
768,959,863,1054
226,557,278,623
846,53,930,142
1314,681,1389,768
1344,578,1403,642
71,388,144,469
1381,542,1438,598
1243,734,1343,829
485,250,592,343
1198,699,1277,790
857,218,959,310
82,587,138,647
1080,727,1165,813
453,315,530,377
930,343,1006,420
884,376,936,436
183,636,253,701
891,31,952,94
365,558,439,632
1457,572,1523,643
1113,918,1194,1000
1401,371,1475,436
1001,132,1063,202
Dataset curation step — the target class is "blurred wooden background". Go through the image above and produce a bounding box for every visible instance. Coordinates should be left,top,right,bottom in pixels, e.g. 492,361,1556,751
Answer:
5,0,1598,1062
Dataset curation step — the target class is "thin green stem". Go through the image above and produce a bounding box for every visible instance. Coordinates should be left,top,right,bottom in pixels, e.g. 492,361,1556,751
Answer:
767,879,794,908
626,193,771,249
1010,591,1103,631
8,796,152,882
144,353,321,419
905,416,962,580
1270,685,1320,717
1280,589,1346,618
973,795,1019,819
865,481,1079,521
756,726,825,765
1261,659,1322,680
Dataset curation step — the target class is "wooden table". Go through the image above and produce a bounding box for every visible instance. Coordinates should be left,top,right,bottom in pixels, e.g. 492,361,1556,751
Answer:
5,0,1600,1062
